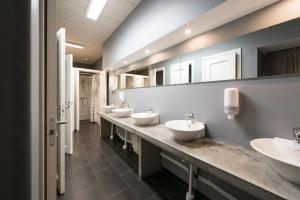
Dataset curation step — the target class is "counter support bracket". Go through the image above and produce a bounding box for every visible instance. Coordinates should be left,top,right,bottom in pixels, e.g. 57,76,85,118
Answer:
139,138,161,178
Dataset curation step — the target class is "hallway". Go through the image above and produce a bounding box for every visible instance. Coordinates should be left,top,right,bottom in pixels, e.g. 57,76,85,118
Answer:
59,121,205,200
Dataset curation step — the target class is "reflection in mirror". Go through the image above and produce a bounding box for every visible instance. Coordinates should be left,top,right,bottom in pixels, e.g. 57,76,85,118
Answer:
149,56,181,86
257,41,300,77
113,18,300,90
153,67,165,86
112,67,150,89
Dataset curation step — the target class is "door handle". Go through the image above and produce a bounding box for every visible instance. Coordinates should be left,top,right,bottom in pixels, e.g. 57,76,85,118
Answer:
57,120,67,125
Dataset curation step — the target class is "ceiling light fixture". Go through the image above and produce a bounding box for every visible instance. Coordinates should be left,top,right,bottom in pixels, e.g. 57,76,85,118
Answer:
86,0,108,21
65,42,85,49
145,49,150,54
123,61,128,64
185,28,192,35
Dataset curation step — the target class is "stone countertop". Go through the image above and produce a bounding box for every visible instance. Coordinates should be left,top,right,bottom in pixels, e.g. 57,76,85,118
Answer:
100,112,300,200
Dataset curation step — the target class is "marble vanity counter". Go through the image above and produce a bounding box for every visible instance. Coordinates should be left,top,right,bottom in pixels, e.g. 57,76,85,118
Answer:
100,112,300,200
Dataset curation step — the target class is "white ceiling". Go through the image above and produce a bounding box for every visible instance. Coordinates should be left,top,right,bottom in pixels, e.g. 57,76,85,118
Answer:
57,0,140,64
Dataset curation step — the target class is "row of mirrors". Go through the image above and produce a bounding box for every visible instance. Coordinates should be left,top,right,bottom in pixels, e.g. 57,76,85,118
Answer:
111,18,300,90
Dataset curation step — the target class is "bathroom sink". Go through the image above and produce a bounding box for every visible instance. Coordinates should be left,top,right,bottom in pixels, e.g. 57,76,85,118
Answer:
112,108,133,118
131,112,159,126
102,105,117,113
251,138,300,185
165,120,205,141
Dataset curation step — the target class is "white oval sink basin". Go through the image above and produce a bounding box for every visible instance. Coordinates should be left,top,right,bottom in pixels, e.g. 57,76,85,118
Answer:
112,108,133,118
251,138,300,185
131,112,159,126
102,105,117,113
165,120,205,141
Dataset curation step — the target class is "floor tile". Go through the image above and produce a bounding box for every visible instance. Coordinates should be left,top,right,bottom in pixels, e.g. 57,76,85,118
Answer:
83,144,99,154
95,167,128,196
107,188,137,200
71,165,98,194
72,185,106,200
147,194,164,200
69,152,89,169
96,141,117,157
122,170,155,200
88,153,111,171
73,143,84,154
80,137,94,146
109,154,133,175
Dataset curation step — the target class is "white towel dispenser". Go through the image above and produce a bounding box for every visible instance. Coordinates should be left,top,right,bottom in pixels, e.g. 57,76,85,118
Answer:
224,88,239,119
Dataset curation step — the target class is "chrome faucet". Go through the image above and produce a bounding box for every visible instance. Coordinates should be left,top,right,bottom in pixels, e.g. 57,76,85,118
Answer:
147,107,153,114
185,112,194,122
293,128,300,143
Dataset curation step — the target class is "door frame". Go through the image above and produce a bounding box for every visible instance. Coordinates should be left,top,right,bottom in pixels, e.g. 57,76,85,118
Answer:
30,0,45,199
74,68,102,131
45,0,58,199
153,67,166,86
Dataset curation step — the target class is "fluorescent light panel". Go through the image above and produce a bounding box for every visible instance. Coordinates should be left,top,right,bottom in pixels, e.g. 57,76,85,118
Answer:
86,0,108,20
65,42,85,49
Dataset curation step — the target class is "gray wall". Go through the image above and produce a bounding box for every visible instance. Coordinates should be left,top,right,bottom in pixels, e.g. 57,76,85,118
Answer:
93,57,103,70
113,76,300,148
74,58,103,70
103,0,224,67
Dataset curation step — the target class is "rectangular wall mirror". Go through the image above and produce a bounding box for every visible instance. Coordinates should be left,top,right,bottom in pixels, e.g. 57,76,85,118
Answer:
111,18,300,90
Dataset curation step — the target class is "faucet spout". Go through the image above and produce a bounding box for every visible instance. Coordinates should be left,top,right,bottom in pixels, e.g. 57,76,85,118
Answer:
293,128,300,144
185,112,194,122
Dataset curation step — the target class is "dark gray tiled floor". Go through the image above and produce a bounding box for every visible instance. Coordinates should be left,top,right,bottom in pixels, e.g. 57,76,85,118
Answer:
58,120,209,200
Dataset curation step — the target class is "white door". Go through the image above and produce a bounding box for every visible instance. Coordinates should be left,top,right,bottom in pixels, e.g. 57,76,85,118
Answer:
181,61,194,84
57,28,66,194
65,54,74,154
202,48,241,82
135,75,143,88
170,63,181,84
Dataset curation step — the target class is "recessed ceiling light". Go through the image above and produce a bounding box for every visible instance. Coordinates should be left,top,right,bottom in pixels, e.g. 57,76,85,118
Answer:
185,29,192,35
86,0,108,21
123,61,128,64
145,49,150,54
65,42,85,49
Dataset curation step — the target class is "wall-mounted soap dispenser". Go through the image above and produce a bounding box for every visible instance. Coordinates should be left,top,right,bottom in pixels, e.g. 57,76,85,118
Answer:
224,88,239,119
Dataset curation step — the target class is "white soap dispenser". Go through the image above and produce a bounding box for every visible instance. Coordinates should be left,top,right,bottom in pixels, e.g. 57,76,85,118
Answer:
224,88,239,119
